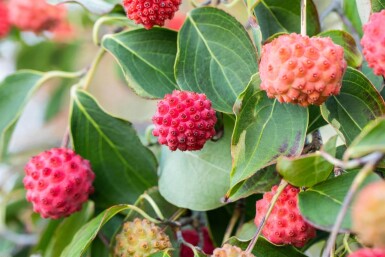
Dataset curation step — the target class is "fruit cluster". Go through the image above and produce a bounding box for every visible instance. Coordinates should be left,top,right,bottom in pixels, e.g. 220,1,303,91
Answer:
254,184,316,248
152,90,217,151
23,148,95,219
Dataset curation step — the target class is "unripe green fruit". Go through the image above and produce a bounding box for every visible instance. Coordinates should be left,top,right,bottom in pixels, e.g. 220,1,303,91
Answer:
114,218,172,257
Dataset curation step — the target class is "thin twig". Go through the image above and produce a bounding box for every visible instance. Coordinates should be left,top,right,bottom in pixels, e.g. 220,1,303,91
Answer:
320,151,384,170
245,180,288,253
322,152,383,257
222,202,241,244
301,0,307,36
61,127,70,148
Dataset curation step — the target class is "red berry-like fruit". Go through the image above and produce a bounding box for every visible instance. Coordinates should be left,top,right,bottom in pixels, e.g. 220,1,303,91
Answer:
122,0,181,30
352,181,385,247
180,228,215,257
361,10,385,76
8,0,66,33
0,1,10,39
152,90,217,151
23,148,95,219
348,248,385,257
254,184,316,248
259,33,347,106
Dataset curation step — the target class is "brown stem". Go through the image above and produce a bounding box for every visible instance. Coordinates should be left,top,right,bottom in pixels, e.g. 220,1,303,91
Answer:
301,0,307,36
322,152,383,257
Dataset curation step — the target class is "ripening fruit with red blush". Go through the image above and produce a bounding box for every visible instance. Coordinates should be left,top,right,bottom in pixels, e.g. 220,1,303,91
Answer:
361,10,385,76
254,184,316,248
352,181,385,248
122,0,182,29
348,248,385,257
211,244,255,257
0,1,10,39
152,90,217,151
23,148,95,219
259,33,347,106
8,0,67,33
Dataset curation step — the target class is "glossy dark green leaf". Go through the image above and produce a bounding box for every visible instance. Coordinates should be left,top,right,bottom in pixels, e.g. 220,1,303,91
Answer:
308,105,327,133
0,71,45,161
70,89,157,207
225,165,280,202
321,67,385,145
47,0,120,15
298,171,381,232
318,30,362,68
345,117,385,158
230,74,308,187
158,116,233,211
254,0,320,41
362,61,384,92
103,28,179,98
61,205,131,257
371,0,385,12
227,237,307,257
175,7,258,113
277,136,337,187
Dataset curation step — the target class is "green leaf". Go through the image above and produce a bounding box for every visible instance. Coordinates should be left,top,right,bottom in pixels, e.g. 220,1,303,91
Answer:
175,7,258,113
44,202,94,257
371,0,385,12
236,220,257,241
321,67,385,145
0,71,47,161
47,0,120,15
317,30,362,68
230,74,308,187
225,165,280,202
298,171,381,232
70,89,157,208
277,136,337,187
227,237,307,257
61,205,131,257
345,117,385,158
343,0,363,37
362,61,384,92
254,0,320,41
308,105,327,133
103,28,179,98
158,116,233,211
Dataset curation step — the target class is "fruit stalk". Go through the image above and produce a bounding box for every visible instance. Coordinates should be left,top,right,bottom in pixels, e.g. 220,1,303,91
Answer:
322,152,384,257
301,0,307,36
245,180,288,253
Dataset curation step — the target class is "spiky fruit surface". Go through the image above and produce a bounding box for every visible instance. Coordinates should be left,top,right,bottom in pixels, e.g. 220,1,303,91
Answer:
180,228,215,257
122,0,181,29
259,33,347,106
352,181,385,247
0,2,10,38
114,218,172,257
212,244,255,257
8,0,66,33
254,184,316,248
152,90,217,151
23,148,95,219
348,248,385,257
361,10,385,76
